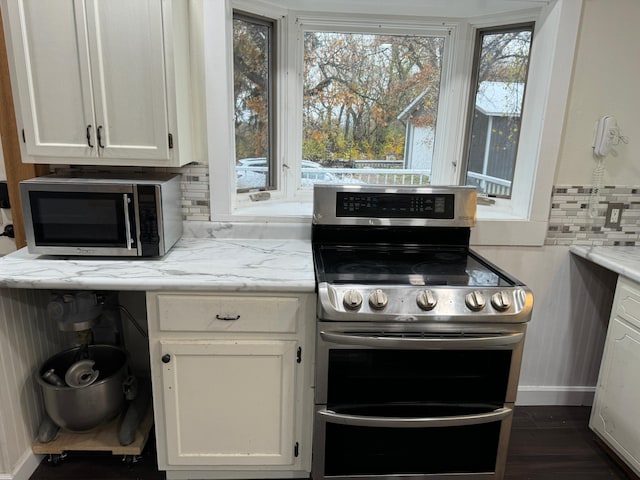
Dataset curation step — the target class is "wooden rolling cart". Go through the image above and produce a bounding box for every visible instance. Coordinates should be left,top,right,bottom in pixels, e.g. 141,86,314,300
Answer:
32,406,154,465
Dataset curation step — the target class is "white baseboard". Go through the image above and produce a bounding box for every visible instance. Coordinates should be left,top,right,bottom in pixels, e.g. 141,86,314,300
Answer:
517,385,596,406
0,451,43,480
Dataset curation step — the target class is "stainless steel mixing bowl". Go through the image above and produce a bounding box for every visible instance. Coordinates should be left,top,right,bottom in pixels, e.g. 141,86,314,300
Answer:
37,345,128,431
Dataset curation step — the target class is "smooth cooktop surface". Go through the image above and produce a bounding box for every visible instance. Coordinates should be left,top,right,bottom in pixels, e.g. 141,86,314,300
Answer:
313,245,515,287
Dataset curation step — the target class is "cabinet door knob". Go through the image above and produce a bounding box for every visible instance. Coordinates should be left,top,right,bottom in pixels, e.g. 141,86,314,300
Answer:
161,354,171,364
216,314,240,321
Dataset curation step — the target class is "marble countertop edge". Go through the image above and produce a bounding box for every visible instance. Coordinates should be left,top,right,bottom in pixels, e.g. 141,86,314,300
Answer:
0,237,316,292
569,245,640,284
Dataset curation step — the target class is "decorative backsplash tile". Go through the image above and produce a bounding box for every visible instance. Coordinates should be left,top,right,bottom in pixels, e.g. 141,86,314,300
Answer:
546,185,640,246
52,162,211,221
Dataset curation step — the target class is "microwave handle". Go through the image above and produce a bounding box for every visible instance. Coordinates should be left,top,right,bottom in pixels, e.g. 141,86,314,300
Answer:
319,331,524,349
317,407,512,428
123,194,133,250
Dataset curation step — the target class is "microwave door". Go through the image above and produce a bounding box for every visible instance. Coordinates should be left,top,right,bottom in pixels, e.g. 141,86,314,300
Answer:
24,184,140,256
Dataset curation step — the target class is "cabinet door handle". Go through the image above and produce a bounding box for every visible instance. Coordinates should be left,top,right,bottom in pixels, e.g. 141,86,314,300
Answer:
161,354,171,363
97,125,105,148
215,314,240,321
86,125,94,148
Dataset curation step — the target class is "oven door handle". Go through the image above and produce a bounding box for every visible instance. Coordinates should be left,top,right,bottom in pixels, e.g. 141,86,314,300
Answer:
317,406,512,428
319,331,524,349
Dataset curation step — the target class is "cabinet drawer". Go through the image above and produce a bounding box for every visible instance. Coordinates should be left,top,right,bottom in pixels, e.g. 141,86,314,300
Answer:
155,294,300,333
615,278,640,330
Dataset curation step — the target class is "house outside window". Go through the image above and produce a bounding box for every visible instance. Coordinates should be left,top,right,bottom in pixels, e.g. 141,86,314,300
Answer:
463,25,534,198
302,31,445,187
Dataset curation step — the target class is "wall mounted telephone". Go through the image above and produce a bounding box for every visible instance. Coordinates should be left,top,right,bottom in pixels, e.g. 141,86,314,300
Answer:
593,115,616,157
589,115,629,217
593,115,622,157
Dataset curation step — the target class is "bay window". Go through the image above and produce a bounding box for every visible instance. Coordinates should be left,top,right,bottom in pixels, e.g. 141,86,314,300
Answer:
205,0,582,245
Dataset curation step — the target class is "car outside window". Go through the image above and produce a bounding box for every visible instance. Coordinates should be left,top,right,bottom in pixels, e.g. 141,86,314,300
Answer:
233,12,275,193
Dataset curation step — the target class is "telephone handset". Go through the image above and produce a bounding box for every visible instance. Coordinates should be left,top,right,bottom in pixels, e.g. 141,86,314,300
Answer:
589,116,616,217
593,115,618,157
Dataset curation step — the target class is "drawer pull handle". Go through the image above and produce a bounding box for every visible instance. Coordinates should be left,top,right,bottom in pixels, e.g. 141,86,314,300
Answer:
216,314,240,321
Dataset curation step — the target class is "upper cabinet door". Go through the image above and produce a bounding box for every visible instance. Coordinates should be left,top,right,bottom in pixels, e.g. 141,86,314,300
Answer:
6,0,96,158
3,0,199,167
85,0,171,160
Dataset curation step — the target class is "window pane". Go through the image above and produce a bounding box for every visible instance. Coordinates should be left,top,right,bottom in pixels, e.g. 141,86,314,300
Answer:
303,32,444,187
464,26,533,198
233,14,273,192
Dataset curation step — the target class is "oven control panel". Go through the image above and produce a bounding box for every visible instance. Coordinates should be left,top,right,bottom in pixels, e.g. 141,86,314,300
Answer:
319,284,533,323
313,184,477,227
336,192,455,219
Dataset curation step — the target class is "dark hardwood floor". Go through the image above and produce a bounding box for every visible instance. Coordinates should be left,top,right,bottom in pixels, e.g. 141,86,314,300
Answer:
505,406,632,480
29,406,633,480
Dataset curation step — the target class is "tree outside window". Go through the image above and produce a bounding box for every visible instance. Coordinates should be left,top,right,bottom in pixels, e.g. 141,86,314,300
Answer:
233,13,274,192
302,32,444,187
464,25,534,198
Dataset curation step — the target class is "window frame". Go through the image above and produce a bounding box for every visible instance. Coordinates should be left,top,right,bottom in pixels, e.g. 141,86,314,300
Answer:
232,10,278,193
461,22,535,199
205,0,583,246
290,16,459,203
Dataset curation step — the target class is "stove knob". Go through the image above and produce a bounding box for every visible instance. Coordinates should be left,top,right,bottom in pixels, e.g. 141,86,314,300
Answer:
416,290,437,311
491,291,512,311
368,289,388,310
343,289,363,310
465,291,486,311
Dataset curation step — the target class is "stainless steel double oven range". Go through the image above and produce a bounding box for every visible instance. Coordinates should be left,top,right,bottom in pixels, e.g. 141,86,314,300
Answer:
311,185,533,480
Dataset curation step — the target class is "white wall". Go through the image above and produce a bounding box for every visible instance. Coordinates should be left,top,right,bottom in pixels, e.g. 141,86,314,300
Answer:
555,0,640,185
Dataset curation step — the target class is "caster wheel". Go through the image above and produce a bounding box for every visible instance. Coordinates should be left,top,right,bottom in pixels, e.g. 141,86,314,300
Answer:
47,453,67,466
122,454,141,467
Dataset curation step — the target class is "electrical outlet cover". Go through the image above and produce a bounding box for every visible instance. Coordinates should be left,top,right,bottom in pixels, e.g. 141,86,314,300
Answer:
605,202,624,228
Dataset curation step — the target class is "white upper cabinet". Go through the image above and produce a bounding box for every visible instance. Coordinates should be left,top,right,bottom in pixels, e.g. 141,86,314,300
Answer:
3,0,199,167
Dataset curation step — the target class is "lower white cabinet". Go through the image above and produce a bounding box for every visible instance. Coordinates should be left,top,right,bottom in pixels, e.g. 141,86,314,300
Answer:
590,276,640,475
147,292,315,479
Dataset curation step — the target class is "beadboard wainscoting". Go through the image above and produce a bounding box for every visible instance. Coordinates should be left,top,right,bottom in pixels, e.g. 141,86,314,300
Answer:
475,246,618,406
0,288,67,480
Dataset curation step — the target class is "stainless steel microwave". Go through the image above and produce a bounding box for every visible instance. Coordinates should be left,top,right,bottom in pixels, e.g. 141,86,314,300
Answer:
20,174,182,257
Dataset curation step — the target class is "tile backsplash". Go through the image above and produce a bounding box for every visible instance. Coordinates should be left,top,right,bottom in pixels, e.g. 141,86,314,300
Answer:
546,185,640,246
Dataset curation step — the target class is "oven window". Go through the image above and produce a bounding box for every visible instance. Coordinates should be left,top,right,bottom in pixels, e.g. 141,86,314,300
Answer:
323,418,501,476
29,191,133,247
327,349,511,406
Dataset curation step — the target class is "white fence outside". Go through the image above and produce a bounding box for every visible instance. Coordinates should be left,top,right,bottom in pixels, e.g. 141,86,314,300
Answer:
237,165,511,194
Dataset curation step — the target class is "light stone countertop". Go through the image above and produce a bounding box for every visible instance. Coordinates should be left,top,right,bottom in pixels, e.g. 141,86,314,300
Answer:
0,237,315,292
570,245,640,284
